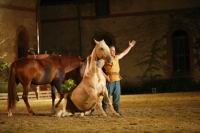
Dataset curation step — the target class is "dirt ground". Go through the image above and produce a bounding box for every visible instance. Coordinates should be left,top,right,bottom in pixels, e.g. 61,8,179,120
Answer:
0,92,200,133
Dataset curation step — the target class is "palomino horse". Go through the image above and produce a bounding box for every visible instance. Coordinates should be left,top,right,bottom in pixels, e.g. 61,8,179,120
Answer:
7,55,83,117
57,40,120,117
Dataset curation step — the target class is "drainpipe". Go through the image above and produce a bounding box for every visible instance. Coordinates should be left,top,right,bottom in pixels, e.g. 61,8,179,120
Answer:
36,0,40,54
77,0,82,57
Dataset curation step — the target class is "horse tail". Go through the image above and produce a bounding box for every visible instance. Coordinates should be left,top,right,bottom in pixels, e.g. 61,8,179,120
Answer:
7,63,17,111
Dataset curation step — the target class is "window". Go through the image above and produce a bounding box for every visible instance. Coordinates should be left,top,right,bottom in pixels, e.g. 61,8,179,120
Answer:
172,30,190,78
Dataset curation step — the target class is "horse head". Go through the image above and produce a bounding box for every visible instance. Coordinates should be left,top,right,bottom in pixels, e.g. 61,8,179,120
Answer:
93,39,112,64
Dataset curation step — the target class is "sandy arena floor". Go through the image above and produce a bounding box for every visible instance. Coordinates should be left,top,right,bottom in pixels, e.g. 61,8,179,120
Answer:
0,92,200,133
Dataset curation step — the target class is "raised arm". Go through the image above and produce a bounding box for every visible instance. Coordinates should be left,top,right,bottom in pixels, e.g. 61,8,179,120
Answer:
117,40,136,60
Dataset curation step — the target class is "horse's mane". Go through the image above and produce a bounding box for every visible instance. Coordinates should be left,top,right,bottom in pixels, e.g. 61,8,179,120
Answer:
82,56,91,78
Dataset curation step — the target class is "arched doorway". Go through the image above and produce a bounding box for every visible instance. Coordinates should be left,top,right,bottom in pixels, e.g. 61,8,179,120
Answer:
171,30,190,78
16,26,29,59
91,30,116,47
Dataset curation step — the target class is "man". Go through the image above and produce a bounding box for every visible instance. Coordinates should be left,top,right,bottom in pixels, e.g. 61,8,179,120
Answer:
103,40,136,115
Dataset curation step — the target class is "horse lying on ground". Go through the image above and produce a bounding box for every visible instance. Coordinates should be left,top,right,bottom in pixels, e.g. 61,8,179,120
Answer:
57,40,120,117
8,55,83,117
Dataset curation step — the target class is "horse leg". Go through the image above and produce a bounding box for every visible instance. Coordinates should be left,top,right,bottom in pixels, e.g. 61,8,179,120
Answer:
31,84,39,100
22,84,35,115
56,93,66,117
96,96,108,116
51,82,64,114
103,89,120,116
55,93,63,108
51,85,56,114
56,93,72,117
94,96,106,116
54,81,64,108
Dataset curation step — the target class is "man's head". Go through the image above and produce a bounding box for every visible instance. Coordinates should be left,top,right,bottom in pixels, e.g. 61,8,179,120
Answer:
109,45,116,56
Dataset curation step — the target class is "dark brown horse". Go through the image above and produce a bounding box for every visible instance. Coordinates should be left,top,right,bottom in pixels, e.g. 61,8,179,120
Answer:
7,55,83,117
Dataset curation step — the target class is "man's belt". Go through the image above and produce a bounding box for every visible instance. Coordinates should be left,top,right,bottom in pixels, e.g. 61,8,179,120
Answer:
107,72,120,75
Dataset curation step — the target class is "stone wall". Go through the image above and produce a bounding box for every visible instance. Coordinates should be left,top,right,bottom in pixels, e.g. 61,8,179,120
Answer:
40,4,80,55
0,0,199,88
168,9,200,83
110,0,200,14
0,0,36,63
40,0,200,87
79,14,172,87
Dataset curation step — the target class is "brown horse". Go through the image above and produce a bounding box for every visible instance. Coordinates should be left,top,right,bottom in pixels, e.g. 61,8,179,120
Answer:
7,55,83,117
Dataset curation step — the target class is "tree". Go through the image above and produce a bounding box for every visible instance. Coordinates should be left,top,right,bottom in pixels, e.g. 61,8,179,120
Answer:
136,35,167,82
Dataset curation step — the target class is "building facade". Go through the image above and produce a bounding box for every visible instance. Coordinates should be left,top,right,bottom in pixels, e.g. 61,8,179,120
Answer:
1,0,200,90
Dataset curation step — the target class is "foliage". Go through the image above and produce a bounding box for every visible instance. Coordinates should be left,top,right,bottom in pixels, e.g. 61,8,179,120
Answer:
28,48,51,55
27,48,36,55
135,35,167,82
0,82,7,93
0,60,9,81
61,79,77,93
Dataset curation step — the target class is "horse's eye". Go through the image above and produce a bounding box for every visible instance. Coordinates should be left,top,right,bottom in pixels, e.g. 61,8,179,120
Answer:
100,48,104,51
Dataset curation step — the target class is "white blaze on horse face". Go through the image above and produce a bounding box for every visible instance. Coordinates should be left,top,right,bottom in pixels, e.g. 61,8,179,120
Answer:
96,59,105,68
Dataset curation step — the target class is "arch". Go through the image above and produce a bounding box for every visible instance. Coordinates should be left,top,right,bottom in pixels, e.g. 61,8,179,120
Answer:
91,30,116,48
171,30,190,78
16,26,29,59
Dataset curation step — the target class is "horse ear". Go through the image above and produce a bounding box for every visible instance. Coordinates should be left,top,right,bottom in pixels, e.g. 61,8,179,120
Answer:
102,39,106,44
94,39,99,44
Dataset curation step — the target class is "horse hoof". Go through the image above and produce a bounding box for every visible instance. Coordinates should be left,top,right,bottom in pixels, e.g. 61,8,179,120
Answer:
8,112,13,117
62,112,73,117
84,111,92,116
56,110,63,118
28,110,35,116
115,113,122,117
56,110,72,117
102,113,107,117
80,113,85,117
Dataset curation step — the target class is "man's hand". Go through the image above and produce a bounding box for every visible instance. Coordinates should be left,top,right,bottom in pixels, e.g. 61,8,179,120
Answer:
105,75,110,82
129,40,136,48
102,71,110,82
117,40,136,59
